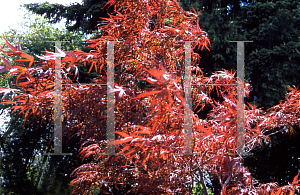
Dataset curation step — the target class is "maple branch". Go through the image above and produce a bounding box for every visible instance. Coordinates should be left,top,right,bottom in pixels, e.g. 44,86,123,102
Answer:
193,163,209,195
0,134,5,154
264,127,285,137
199,167,209,195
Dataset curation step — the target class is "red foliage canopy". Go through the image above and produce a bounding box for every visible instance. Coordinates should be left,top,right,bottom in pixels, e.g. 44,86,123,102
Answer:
1,0,300,194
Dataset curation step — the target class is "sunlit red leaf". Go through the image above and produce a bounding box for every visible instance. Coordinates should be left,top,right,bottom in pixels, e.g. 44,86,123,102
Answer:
130,90,163,100
115,131,130,138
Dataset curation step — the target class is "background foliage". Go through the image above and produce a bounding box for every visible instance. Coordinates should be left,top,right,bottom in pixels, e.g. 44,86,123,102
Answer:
0,12,87,195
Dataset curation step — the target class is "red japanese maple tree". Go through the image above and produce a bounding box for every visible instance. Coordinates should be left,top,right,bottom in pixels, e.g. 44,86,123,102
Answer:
1,0,300,194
